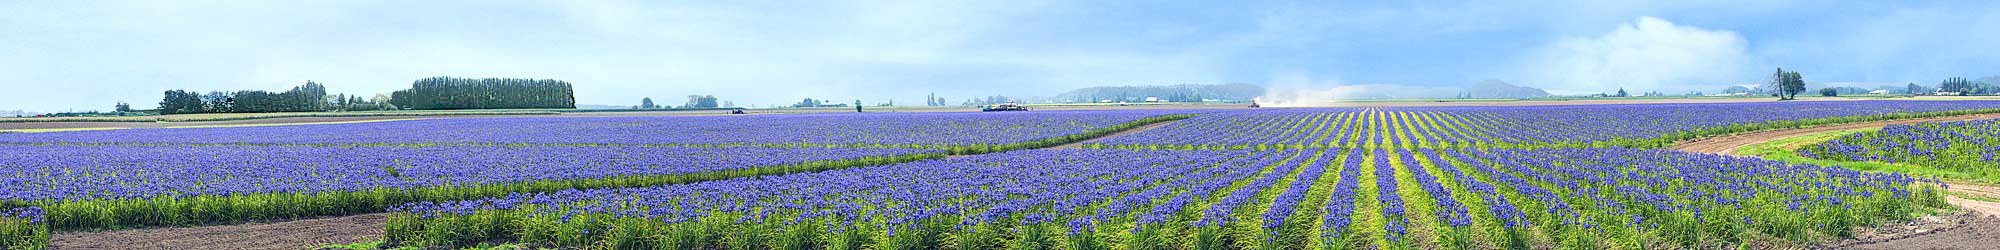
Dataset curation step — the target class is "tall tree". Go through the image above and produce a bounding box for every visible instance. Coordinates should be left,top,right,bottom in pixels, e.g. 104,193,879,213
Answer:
684,95,719,108
390,77,576,109
1766,67,1807,100
1941,77,1973,95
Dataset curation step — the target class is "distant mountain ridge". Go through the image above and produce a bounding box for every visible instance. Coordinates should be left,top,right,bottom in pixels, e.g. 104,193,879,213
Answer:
1051,83,1265,102
1466,80,1551,98
0,110,38,117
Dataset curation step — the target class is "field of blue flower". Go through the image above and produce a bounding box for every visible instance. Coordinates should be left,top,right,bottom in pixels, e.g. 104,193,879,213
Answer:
1800,118,2000,177
0,100,1994,249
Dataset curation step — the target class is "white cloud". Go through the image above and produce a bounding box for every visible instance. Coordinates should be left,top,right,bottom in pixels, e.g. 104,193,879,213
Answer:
1514,17,1751,94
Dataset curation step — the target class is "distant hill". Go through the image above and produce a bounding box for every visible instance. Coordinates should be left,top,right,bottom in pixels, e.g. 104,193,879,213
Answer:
0,110,38,117
1466,80,1550,98
1052,83,1265,102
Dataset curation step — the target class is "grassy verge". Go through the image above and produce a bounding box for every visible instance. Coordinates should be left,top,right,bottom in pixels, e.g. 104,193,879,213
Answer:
1731,128,2000,184
0,217,46,250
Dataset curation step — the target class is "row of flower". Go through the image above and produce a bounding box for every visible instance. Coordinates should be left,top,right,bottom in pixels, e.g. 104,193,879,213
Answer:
383,147,1946,249
1800,118,2000,172
0,110,1195,147
1087,100,2000,149
0,145,944,231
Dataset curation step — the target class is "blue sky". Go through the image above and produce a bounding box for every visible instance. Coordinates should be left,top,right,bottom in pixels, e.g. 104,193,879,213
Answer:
2,0,1996,111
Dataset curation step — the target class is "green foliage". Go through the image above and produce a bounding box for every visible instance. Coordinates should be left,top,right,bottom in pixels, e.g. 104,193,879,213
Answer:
390,77,577,110
0,218,47,250
160,81,335,114
1768,68,1806,100
1940,77,1975,95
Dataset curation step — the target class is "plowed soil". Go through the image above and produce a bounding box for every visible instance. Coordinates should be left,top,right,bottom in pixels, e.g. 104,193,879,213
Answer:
50,213,389,250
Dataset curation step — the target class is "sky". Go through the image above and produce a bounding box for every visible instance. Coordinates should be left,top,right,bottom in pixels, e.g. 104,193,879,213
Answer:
2,0,1996,111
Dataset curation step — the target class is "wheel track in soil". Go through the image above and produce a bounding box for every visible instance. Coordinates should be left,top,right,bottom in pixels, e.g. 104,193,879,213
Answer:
1665,113,2000,249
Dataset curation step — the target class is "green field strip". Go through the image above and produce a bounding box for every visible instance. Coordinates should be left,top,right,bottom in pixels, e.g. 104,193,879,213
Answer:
1168,149,1288,249
1300,149,1359,250
1223,151,1324,249
1263,150,1345,249
1414,149,1502,249
1090,157,1246,249
1447,150,1562,247
1344,149,1386,249
1388,150,1446,248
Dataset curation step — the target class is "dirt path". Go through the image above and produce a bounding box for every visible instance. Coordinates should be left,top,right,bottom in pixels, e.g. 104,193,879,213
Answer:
1666,113,2000,155
50,213,388,250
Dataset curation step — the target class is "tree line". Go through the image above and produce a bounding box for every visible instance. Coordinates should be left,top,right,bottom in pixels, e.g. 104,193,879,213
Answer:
158,81,364,114
389,77,576,110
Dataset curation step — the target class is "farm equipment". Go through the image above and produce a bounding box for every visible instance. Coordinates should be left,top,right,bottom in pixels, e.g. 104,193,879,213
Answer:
982,103,1030,112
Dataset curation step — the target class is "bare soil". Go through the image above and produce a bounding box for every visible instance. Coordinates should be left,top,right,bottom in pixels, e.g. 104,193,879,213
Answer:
1822,210,2000,250
50,213,389,250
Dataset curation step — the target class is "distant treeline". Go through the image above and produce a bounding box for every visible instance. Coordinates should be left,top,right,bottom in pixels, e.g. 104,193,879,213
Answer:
159,82,351,114
390,77,576,110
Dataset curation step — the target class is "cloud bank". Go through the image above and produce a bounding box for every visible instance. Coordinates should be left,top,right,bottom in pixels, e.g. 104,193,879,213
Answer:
1515,17,1751,94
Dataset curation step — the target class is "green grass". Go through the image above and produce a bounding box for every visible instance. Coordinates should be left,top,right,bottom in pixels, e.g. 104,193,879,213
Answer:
316,240,384,249
0,218,46,250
